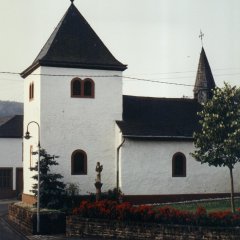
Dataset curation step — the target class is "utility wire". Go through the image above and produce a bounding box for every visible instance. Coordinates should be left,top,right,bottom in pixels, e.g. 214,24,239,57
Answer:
0,71,240,88
122,76,194,87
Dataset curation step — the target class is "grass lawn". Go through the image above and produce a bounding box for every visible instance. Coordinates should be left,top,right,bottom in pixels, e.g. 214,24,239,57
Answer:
156,198,240,213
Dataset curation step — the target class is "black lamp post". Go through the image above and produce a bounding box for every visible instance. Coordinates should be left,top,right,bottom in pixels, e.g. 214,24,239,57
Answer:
24,121,41,234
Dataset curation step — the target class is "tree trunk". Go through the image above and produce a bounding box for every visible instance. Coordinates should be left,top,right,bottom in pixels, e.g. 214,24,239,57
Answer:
229,167,235,213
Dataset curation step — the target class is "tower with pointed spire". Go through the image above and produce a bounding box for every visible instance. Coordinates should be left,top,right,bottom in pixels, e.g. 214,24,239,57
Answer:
193,47,216,103
21,2,126,199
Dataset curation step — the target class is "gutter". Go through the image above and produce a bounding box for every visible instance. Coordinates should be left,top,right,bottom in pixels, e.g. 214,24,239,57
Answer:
122,135,193,140
116,137,125,193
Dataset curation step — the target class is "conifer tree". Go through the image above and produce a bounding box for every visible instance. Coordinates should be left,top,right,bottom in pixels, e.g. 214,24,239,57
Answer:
31,149,65,209
192,83,240,213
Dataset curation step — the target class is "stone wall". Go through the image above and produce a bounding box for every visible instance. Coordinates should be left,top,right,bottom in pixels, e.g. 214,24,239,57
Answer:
66,216,240,240
8,203,66,235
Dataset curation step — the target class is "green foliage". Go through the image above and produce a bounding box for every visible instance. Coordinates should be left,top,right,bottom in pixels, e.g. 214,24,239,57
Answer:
191,83,240,213
31,149,65,209
192,83,240,169
65,182,80,197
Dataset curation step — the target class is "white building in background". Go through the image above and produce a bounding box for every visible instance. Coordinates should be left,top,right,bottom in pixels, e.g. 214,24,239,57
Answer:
21,1,240,204
0,115,23,199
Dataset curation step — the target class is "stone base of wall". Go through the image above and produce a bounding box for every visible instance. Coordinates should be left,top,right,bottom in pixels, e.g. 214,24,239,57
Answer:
124,193,240,204
66,216,240,240
8,203,66,235
22,193,36,205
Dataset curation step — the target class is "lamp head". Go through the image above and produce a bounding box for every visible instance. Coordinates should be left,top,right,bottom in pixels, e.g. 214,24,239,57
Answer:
24,131,31,140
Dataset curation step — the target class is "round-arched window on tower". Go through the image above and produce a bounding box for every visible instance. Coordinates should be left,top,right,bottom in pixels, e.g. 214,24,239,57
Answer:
83,78,94,98
71,78,81,97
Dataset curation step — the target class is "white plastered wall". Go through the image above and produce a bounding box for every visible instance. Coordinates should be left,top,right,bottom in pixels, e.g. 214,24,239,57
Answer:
0,138,22,190
34,66,122,194
23,68,41,194
120,139,240,195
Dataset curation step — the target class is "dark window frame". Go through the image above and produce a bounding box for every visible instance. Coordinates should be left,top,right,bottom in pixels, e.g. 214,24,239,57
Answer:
71,150,87,175
172,152,186,177
71,78,95,98
71,78,82,97
29,82,34,101
83,78,95,98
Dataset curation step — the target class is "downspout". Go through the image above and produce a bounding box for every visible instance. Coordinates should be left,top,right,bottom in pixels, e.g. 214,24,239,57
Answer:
116,137,125,193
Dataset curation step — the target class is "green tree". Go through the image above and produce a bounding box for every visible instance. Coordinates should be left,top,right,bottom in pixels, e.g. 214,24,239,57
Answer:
192,83,240,213
31,149,65,209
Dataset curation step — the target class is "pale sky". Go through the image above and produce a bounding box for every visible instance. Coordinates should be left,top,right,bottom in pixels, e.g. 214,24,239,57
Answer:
0,0,240,102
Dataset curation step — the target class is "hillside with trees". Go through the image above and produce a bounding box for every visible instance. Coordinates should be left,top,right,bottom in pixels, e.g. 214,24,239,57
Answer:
0,100,23,117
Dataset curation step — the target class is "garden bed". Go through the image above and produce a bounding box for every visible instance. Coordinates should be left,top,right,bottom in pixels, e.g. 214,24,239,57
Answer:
66,200,240,239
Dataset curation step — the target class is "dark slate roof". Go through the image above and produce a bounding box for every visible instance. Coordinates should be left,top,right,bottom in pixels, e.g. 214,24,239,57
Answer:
194,47,215,96
116,95,202,140
21,3,127,78
0,115,23,138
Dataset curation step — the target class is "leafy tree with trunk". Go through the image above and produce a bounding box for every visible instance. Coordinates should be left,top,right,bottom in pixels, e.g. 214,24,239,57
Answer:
31,149,66,209
192,83,240,213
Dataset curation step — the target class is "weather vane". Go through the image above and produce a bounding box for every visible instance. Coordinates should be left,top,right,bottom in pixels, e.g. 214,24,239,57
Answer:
199,30,204,47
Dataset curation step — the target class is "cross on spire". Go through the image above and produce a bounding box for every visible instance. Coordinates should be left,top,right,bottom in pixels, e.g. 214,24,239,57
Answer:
199,30,204,46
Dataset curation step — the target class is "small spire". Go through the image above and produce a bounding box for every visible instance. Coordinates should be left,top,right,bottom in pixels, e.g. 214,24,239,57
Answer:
70,0,74,4
199,30,204,47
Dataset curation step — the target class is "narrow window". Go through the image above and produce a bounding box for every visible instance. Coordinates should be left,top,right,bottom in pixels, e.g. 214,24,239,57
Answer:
29,82,34,101
71,78,81,97
83,79,94,97
29,84,32,101
0,168,13,189
172,152,186,177
71,150,87,175
32,83,34,99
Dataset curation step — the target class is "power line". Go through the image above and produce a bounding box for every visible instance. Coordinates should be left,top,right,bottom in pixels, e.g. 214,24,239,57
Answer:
122,76,194,87
1,67,240,77
0,70,240,88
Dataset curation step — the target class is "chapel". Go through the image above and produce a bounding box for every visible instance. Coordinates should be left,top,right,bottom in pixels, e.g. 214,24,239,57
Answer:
21,1,240,204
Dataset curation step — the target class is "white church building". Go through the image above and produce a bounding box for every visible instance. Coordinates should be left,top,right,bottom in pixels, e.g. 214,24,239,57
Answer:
21,1,240,204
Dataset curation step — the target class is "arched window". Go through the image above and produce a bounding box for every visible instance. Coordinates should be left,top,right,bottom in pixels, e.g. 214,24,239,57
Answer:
172,152,186,177
71,78,81,97
29,82,34,101
71,78,94,98
71,150,87,175
83,78,94,97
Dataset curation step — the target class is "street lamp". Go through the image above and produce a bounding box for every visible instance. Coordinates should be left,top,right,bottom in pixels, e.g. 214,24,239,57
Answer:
24,121,41,234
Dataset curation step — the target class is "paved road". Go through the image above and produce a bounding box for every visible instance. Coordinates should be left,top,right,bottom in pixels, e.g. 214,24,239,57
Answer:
0,199,27,240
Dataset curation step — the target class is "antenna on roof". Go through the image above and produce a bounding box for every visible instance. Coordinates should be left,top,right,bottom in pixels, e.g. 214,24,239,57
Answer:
199,30,204,47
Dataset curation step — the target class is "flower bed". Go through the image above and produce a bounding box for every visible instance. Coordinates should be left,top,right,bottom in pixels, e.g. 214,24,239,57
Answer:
66,200,240,239
72,200,240,227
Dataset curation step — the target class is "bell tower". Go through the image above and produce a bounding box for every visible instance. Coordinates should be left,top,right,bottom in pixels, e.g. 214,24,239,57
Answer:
193,47,216,104
21,0,126,199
